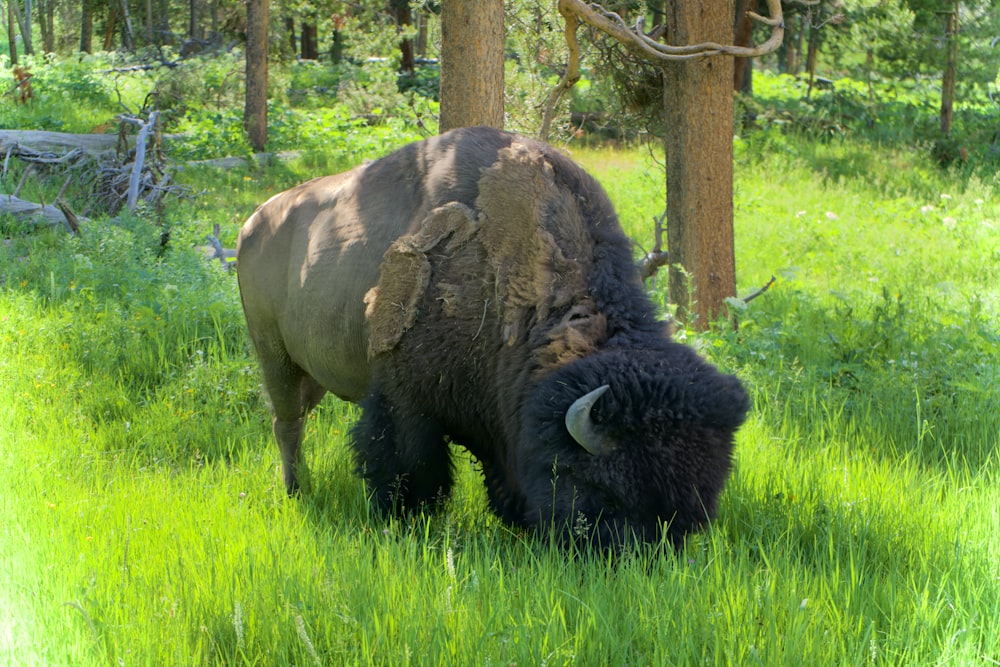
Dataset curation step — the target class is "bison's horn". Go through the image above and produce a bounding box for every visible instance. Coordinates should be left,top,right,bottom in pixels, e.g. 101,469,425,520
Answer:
565,384,615,456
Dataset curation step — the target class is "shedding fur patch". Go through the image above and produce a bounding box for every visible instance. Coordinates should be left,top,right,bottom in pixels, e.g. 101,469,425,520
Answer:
365,203,478,355
365,144,608,371
476,143,592,346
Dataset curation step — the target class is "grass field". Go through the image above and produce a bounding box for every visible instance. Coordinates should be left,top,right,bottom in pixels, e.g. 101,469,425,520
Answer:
2,133,999,665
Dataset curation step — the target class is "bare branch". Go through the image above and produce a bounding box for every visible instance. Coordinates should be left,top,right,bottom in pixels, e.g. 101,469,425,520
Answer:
125,111,160,212
637,210,670,281
742,275,776,304
559,0,785,61
205,223,236,271
539,5,582,141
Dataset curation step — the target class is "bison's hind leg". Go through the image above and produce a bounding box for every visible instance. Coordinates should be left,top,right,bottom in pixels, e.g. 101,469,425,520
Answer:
351,390,454,515
257,352,328,495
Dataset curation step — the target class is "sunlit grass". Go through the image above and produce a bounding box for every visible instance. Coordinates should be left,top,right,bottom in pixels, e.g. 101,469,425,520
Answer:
2,134,999,665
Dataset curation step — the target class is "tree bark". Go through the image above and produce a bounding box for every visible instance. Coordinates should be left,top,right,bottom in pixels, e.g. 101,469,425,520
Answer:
188,0,198,39
144,0,153,44
439,0,505,132
244,0,268,152
284,16,296,57
79,0,93,53
662,0,737,328
390,0,415,75
733,0,756,92
804,11,820,98
20,0,32,54
157,0,169,45
940,5,958,136
119,0,135,50
37,0,55,53
300,20,318,60
102,1,118,50
7,0,18,64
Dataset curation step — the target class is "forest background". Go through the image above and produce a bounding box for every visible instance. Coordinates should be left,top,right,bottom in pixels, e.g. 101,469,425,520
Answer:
2,1,1000,665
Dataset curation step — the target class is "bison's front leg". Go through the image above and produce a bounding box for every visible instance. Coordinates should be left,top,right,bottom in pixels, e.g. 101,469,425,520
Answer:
350,390,454,515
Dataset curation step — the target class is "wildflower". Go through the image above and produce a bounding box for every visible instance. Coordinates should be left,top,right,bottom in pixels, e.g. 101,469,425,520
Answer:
943,217,957,230
920,205,934,214
940,193,952,200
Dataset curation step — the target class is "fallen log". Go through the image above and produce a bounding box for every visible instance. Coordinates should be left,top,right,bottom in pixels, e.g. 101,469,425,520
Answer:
0,130,127,157
0,193,84,233
179,150,303,170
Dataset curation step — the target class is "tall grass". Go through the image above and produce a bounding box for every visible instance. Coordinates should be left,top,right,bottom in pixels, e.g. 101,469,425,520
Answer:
2,134,998,665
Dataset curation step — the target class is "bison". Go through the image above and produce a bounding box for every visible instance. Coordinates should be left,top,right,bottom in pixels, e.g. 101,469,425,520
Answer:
236,127,749,550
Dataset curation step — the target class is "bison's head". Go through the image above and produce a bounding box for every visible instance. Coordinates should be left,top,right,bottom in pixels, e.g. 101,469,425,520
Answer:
517,343,749,551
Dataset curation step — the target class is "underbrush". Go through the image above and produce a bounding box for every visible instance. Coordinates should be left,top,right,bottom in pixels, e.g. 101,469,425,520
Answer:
745,70,1000,180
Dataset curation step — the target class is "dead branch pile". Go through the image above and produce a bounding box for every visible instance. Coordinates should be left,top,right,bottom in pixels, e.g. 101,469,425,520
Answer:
1,112,190,231
91,111,188,215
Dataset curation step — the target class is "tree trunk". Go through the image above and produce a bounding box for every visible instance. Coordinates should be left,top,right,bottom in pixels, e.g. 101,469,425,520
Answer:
390,0,414,75
209,0,218,41
300,20,318,60
780,13,799,74
804,12,820,98
102,1,118,50
7,0,18,64
284,16,295,57
38,0,55,53
331,27,344,64
187,0,197,39
144,0,153,44
439,0,505,132
21,0,32,54
119,0,134,50
662,0,737,329
732,0,756,92
79,0,93,53
244,0,268,152
157,0,169,45
415,11,427,57
940,5,958,136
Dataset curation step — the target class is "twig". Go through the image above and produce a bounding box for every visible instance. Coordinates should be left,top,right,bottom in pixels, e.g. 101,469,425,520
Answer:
637,210,670,281
742,275,776,304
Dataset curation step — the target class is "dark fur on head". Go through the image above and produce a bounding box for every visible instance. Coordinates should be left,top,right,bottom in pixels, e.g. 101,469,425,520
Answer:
518,343,750,550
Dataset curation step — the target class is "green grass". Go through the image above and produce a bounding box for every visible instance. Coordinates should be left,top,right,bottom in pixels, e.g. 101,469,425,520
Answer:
2,132,999,665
